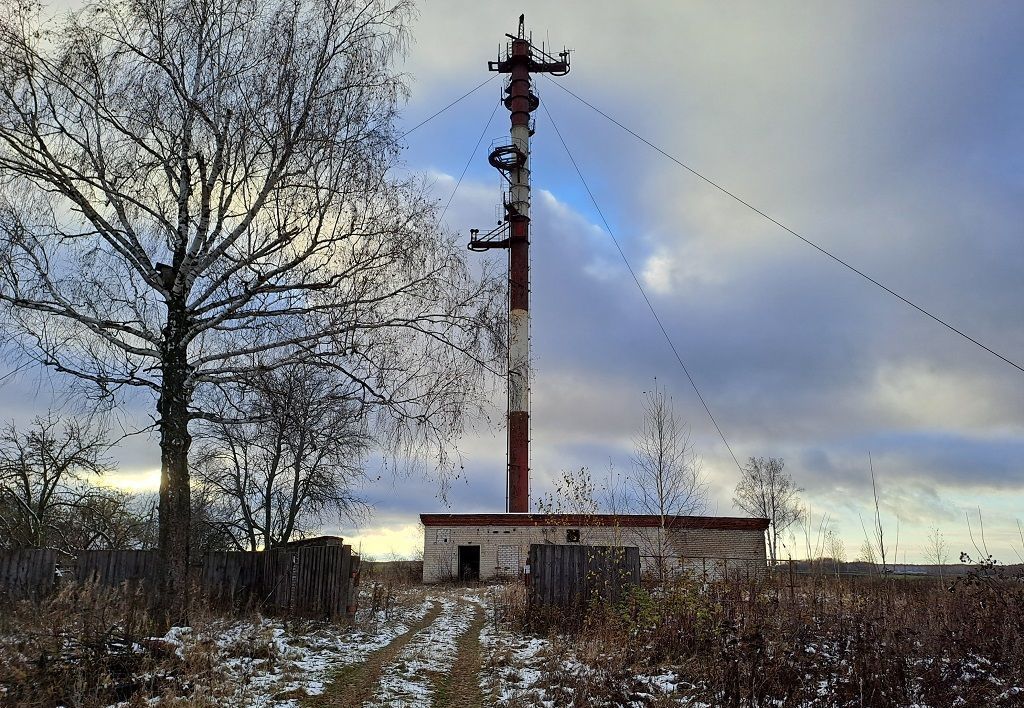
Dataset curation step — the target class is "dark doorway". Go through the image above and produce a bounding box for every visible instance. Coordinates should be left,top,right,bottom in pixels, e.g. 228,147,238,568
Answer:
458,545,480,581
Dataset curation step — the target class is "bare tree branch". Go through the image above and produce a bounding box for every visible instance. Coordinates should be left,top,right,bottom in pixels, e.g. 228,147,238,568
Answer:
733,456,803,564
0,0,504,624
630,384,707,580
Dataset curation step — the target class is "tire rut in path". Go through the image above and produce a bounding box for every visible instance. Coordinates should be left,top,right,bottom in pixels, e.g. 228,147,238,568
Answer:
430,601,488,708
308,600,443,708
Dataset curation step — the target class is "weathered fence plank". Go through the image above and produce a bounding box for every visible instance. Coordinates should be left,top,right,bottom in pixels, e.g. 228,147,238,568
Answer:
529,543,640,609
77,550,157,588
44,542,361,620
287,544,356,620
0,549,57,599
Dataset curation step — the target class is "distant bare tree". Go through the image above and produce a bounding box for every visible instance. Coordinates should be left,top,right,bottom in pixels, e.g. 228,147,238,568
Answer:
924,527,950,582
733,456,803,564
630,386,707,579
66,489,157,552
536,467,600,516
858,538,879,566
0,0,503,623
826,528,846,579
193,364,370,550
0,414,110,552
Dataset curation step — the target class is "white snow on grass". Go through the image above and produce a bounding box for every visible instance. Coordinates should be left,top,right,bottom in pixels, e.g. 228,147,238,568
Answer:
110,593,435,708
480,617,553,706
366,595,476,708
478,585,702,708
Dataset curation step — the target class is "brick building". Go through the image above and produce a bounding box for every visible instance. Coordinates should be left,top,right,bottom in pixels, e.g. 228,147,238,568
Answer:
420,513,769,583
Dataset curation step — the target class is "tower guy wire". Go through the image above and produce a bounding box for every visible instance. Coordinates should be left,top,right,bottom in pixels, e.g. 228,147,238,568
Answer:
541,100,745,475
400,74,499,140
542,75,1024,377
438,98,501,224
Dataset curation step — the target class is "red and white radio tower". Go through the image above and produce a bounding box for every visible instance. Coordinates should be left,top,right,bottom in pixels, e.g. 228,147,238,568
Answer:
470,16,570,513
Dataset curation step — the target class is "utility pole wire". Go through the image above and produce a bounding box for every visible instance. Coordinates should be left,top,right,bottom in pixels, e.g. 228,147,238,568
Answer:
542,76,1024,377
541,101,745,474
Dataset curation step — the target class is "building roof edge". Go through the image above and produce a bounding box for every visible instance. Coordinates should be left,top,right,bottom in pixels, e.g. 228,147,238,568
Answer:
418,513,769,531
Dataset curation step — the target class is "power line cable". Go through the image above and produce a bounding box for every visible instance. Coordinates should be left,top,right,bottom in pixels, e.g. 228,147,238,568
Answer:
400,75,498,140
541,100,745,474
542,77,1024,377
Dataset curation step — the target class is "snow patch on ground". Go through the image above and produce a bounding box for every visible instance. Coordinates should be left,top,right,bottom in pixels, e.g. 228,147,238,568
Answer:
366,596,475,707
480,614,554,706
108,594,434,708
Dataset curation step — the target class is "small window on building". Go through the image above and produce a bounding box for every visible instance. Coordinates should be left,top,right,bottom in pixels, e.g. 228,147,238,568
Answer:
566,529,580,543
435,528,451,543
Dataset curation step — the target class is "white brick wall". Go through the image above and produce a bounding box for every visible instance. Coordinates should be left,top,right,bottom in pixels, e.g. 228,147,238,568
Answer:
422,522,766,583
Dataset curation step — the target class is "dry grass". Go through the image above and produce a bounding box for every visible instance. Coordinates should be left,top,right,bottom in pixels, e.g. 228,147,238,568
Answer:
0,572,443,706
495,563,1024,707
0,581,360,707
0,582,245,706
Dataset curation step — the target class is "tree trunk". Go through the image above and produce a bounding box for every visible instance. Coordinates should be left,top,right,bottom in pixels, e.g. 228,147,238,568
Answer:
156,305,193,628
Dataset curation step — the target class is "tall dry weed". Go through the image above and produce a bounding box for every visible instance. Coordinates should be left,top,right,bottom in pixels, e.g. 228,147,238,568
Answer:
498,565,1024,707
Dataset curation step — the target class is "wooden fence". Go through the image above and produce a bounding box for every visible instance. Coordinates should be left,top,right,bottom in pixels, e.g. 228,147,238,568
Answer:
0,544,359,620
203,545,359,619
78,549,158,587
0,549,58,600
529,543,640,608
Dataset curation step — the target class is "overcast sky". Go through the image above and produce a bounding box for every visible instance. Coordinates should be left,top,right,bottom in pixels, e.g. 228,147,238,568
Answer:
4,1,1024,563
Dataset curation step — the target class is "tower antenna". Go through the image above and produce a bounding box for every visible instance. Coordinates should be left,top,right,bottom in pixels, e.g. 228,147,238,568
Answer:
470,18,571,513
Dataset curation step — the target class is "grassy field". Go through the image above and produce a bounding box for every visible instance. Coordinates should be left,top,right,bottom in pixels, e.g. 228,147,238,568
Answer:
1,563,1021,706
493,566,1024,707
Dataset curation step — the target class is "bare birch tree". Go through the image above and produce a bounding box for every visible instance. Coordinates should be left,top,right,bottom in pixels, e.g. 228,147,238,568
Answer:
193,363,370,550
733,456,802,564
630,386,707,579
924,527,950,582
0,0,503,623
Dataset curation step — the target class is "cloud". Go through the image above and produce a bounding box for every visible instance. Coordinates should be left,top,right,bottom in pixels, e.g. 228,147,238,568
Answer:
390,2,1024,562
641,250,674,294
5,1,1024,563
